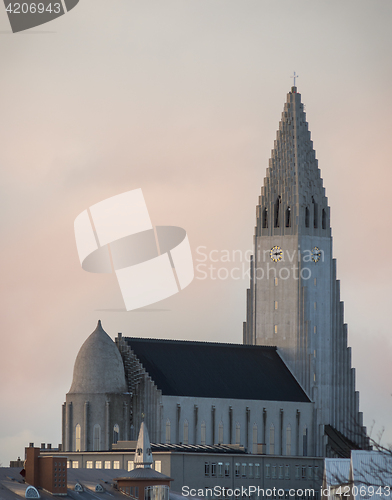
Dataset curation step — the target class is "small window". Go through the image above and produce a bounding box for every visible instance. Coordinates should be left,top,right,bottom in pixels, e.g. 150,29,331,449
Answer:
218,421,224,445
312,197,318,228
255,463,261,479
225,463,230,477
155,461,161,472
183,420,189,445
275,277,278,286
201,421,206,445
314,326,317,333
265,463,271,478
322,209,327,229
302,466,306,479
113,424,119,445
315,466,319,480
166,419,171,444
211,462,217,477
86,461,93,469
242,463,247,478
235,423,241,445
279,465,283,479
235,463,240,478
314,278,317,286
95,461,102,469
274,197,281,228
285,465,290,479
285,206,291,227
275,301,278,310
113,461,120,469
308,465,313,479
218,462,223,477
269,424,275,454
262,208,268,228
75,424,81,452
93,424,101,451
274,325,278,334
272,465,277,479
314,302,317,310
295,465,300,479
104,461,111,469
249,463,254,478
286,425,291,456
305,207,310,228
205,462,210,477
72,461,79,469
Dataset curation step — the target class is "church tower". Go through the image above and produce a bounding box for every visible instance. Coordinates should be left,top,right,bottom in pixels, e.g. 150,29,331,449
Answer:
243,86,369,457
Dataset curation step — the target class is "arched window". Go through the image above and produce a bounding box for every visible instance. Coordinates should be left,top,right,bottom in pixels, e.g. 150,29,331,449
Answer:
218,421,224,445
165,419,171,444
305,207,310,228
201,421,206,445
93,425,101,451
274,197,281,228
322,208,327,229
269,424,275,455
262,208,268,228
113,424,119,445
183,420,189,445
235,423,241,445
286,424,292,456
303,426,308,457
75,424,81,452
285,206,291,227
312,197,318,228
252,423,258,454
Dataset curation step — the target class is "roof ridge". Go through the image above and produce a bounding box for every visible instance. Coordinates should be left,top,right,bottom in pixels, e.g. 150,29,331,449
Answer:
121,336,277,350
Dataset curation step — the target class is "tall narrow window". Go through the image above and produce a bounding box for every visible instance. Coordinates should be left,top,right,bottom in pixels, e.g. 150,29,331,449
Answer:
165,419,171,444
75,424,81,452
201,421,206,445
285,206,291,227
183,420,189,445
113,424,119,445
269,424,275,454
218,421,224,445
262,208,268,228
252,423,258,454
305,207,310,228
235,423,241,445
303,426,308,457
93,425,101,451
286,425,291,456
322,208,327,229
274,197,281,227
312,197,318,228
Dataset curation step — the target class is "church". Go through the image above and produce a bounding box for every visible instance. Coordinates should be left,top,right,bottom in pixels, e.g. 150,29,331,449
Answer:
62,85,369,465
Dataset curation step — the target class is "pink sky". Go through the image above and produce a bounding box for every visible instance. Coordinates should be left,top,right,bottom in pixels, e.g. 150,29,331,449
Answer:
0,0,391,465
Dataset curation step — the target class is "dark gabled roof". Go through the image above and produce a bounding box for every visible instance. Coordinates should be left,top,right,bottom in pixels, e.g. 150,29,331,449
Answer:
122,337,309,402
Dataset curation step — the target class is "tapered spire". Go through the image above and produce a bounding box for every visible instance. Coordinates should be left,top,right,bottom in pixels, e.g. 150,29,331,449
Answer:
134,422,153,468
255,87,330,238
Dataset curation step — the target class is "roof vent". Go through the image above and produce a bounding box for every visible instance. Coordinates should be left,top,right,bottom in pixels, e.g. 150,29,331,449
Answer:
95,484,104,492
25,486,40,498
74,483,83,492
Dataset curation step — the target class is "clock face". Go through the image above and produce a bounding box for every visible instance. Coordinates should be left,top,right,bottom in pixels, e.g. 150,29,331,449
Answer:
270,245,283,263
312,246,321,263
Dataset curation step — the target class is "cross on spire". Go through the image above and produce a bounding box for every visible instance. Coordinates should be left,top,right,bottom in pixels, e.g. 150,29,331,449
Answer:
291,71,299,87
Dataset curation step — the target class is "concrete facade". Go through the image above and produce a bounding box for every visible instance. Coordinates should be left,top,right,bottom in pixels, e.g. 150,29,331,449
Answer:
243,87,368,456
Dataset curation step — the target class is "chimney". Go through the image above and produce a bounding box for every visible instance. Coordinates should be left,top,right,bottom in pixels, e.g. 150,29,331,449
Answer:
29,443,34,448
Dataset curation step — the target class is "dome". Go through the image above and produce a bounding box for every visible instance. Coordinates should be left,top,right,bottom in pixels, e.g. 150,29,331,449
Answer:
68,320,127,394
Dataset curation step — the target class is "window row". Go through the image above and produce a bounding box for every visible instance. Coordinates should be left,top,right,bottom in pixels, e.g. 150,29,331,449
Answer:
165,420,308,456
204,462,319,480
68,460,162,472
261,202,327,230
74,423,120,452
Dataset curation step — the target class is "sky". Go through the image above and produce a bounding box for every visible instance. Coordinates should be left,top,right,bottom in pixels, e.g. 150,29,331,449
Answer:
0,0,392,466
